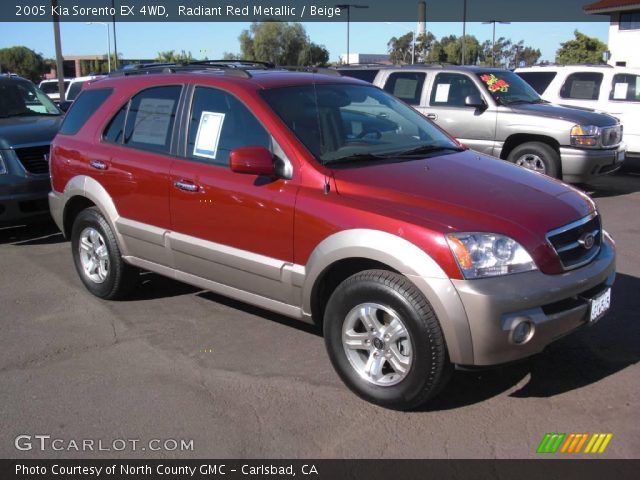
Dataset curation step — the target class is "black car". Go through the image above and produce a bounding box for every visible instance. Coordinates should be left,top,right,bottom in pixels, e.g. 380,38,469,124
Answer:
0,75,63,225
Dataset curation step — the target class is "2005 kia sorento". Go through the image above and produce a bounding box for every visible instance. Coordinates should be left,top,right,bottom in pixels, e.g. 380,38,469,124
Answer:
49,63,616,410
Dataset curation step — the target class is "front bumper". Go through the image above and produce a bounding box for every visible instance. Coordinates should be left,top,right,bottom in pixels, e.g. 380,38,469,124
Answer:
0,179,51,225
451,236,615,366
560,143,625,183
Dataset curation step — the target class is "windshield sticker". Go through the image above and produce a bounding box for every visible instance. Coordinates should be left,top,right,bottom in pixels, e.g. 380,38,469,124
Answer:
480,74,510,93
131,98,175,145
435,83,451,102
613,82,629,100
193,111,225,160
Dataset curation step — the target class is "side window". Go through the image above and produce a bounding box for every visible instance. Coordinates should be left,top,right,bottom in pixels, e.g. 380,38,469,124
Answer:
66,81,86,101
610,73,640,102
123,85,181,154
339,69,379,83
383,72,426,105
560,72,603,100
187,87,271,167
103,104,128,144
516,72,557,95
59,89,113,135
430,73,480,107
620,10,640,30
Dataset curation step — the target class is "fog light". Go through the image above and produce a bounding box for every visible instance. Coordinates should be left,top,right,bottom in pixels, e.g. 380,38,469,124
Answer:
512,321,534,345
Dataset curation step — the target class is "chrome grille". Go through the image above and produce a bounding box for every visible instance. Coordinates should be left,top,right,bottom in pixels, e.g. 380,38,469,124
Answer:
547,213,602,270
601,125,622,147
14,145,50,175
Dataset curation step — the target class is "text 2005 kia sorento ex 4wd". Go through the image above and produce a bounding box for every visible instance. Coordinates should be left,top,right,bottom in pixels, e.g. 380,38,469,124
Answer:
48,64,616,410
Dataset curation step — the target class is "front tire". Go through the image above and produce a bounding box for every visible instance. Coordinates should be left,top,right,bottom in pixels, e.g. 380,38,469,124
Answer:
323,270,451,410
507,141,560,178
71,207,138,299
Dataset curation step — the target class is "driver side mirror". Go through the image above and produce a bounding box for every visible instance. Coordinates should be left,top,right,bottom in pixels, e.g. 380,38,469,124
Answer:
465,94,486,109
229,146,276,176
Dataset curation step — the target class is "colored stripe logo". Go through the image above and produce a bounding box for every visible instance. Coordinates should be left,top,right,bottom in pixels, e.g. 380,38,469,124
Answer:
537,433,613,454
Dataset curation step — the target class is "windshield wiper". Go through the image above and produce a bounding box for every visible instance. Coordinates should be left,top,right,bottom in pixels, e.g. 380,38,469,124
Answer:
322,153,391,166
392,144,465,157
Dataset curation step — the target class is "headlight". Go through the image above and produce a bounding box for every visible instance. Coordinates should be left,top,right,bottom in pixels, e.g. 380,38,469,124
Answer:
446,233,537,279
570,125,600,147
0,151,8,175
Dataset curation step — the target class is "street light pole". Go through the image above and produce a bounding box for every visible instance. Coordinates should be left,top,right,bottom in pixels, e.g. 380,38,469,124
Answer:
482,20,510,67
51,0,65,101
335,4,369,64
86,22,111,72
111,0,119,69
461,0,467,65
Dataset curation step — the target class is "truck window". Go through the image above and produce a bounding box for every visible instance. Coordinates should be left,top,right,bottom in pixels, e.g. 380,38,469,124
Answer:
610,73,640,102
339,69,379,83
430,73,480,107
383,72,426,105
560,72,603,100
516,72,557,95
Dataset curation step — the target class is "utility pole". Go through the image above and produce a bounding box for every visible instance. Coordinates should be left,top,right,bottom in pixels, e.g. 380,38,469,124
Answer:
112,0,119,69
461,0,467,65
335,4,369,64
51,0,65,101
482,20,510,67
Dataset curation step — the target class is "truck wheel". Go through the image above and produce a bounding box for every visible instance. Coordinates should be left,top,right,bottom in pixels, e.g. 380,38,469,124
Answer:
71,207,138,299
507,142,560,178
323,269,451,410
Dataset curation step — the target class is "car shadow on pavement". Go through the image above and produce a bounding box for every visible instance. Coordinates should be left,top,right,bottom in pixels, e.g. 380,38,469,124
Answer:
580,164,640,198
196,290,323,337
124,271,204,301
422,272,640,411
0,220,64,246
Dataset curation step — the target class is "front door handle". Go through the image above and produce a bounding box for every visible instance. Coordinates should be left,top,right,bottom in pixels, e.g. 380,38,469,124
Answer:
174,180,200,192
89,160,108,170
426,113,438,120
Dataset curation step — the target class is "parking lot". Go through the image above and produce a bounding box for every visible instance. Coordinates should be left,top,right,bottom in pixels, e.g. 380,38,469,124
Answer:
1,165,639,460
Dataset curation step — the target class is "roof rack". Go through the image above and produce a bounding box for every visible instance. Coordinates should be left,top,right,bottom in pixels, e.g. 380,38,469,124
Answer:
282,66,342,76
109,62,255,79
189,59,276,69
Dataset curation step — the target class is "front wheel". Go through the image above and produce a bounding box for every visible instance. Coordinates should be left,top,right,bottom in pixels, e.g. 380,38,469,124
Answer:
507,141,560,178
323,270,451,410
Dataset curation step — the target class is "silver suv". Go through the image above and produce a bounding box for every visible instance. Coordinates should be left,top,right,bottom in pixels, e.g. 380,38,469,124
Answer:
339,65,625,183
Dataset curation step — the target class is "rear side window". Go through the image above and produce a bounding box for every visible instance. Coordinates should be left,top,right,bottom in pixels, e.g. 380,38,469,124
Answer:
516,72,557,94
560,72,603,100
103,105,127,143
339,69,379,83
383,72,426,105
59,88,112,135
123,86,181,154
66,81,86,101
610,73,640,102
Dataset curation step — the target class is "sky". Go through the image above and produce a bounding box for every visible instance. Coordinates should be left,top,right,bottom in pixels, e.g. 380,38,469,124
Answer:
0,21,610,64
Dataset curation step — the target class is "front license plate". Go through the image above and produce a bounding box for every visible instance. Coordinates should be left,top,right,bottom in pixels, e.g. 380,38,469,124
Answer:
589,288,611,323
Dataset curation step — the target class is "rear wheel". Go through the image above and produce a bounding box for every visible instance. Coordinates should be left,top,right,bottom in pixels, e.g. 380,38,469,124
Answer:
507,141,560,178
71,207,138,299
323,270,451,410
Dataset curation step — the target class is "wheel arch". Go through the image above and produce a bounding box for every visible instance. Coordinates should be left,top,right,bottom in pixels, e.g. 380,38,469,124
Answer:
500,134,561,160
301,229,474,365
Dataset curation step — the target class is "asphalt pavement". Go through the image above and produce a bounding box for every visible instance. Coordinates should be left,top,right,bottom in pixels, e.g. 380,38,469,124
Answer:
1,166,639,459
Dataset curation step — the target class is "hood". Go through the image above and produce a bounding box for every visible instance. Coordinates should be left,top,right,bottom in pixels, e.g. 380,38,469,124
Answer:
508,102,618,126
0,115,63,149
332,150,595,274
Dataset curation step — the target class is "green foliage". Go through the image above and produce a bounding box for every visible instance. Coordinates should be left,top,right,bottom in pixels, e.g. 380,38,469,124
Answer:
555,30,607,65
156,50,194,64
0,46,46,81
388,32,414,64
239,22,328,66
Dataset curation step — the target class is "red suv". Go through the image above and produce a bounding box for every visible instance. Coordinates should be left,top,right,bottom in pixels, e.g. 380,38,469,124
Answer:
49,62,616,410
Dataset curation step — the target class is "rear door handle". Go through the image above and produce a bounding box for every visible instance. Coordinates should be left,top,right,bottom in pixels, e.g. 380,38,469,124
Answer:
174,180,200,192
89,160,108,170
426,113,438,120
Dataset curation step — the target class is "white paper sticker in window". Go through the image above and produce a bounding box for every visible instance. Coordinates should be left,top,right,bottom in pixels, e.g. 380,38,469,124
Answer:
193,111,225,159
435,83,451,103
131,98,175,145
569,81,596,99
613,82,629,100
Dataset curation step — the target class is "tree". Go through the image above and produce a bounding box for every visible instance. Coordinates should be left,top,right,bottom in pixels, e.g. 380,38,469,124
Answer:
222,52,241,60
156,50,194,64
0,46,46,81
238,22,323,66
512,42,541,68
556,30,607,64
388,32,414,64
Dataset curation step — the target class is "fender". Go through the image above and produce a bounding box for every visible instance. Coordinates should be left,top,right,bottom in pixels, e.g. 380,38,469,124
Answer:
301,229,474,365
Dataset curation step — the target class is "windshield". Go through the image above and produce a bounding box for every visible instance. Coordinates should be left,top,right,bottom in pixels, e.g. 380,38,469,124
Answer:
477,71,543,105
261,84,461,166
39,80,70,95
0,79,62,117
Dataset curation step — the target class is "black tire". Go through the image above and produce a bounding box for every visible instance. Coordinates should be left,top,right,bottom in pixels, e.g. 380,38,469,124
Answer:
71,207,138,299
323,269,451,410
507,141,560,179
